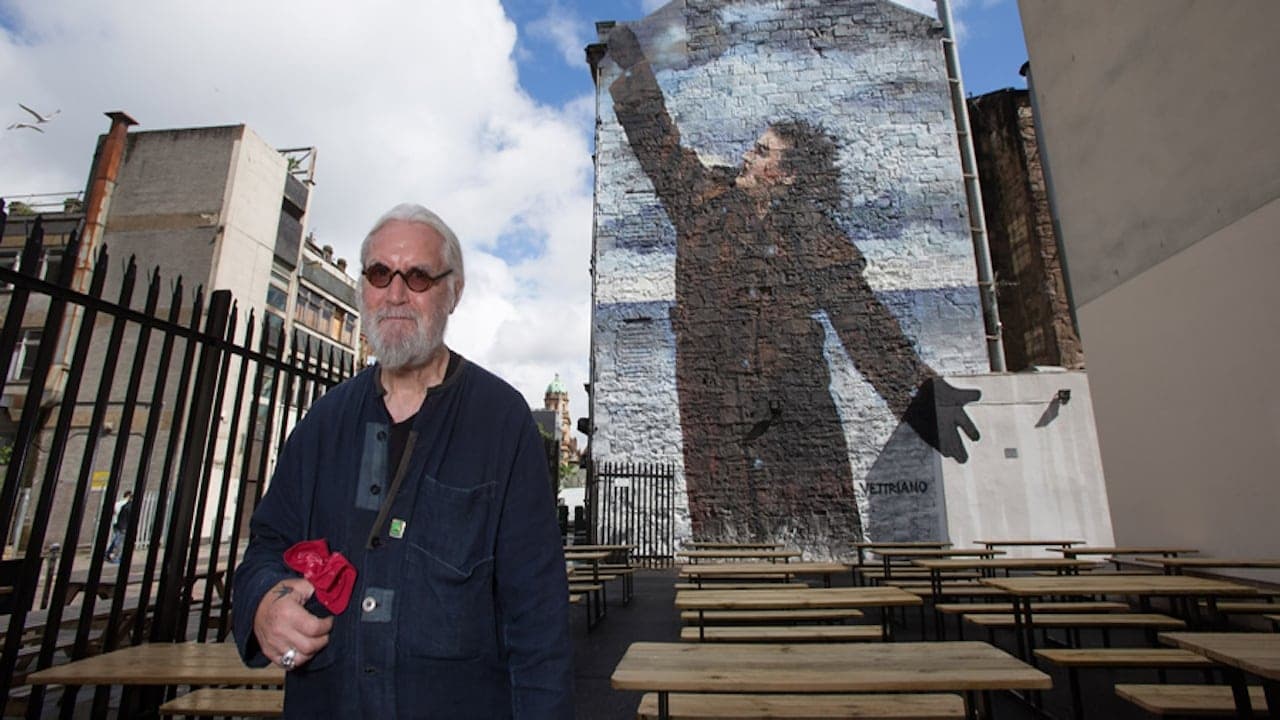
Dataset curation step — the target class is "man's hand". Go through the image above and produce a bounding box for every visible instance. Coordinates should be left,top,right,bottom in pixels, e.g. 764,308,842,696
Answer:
903,378,982,464
253,577,333,670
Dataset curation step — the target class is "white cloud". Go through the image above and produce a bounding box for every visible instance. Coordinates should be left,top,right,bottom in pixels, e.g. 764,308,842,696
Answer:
528,2,591,68
0,0,594,439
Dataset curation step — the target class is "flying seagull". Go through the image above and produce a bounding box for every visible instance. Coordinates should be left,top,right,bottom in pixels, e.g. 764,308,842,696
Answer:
7,103,59,131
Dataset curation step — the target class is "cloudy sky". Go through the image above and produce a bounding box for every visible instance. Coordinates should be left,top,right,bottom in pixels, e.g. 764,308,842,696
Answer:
0,0,1026,444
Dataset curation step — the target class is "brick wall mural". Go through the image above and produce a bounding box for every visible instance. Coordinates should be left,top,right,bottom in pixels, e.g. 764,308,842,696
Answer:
590,0,989,557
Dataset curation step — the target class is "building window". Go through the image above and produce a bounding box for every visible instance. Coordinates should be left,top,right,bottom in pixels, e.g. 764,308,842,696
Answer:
342,314,356,346
263,311,285,354
9,329,42,382
266,269,290,312
41,248,64,282
266,283,288,313
0,250,18,291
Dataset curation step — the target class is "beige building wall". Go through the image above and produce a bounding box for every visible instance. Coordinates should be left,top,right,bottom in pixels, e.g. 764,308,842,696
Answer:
1018,0,1280,558
208,127,289,315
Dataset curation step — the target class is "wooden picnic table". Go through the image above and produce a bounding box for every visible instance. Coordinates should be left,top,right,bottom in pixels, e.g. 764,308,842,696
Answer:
873,548,1004,583
678,562,849,588
686,541,784,550
612,640,1051,719
677,549,801,563
1160,631,1280,717
1045,545,1199,559
565,549,611,627
64,567,227,607
26,641,283,686
973,539,1083,549
913,558,1100,638
981,575,1259,661
851,541,950,566
1139,557,1280,575
675,586,921,640
563,543,635,554
912,557,1100,578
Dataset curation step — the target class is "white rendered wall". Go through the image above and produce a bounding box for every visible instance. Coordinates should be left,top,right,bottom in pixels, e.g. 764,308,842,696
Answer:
939,371,1114,555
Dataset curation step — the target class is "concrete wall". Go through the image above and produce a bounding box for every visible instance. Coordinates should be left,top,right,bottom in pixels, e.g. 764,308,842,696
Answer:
590,0,989,557
1019,0,1280,557
210,127,289,322
939,371,1113,554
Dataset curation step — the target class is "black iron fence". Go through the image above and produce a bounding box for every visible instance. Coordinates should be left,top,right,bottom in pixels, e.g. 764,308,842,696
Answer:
586,460,676,567
0,205,352,716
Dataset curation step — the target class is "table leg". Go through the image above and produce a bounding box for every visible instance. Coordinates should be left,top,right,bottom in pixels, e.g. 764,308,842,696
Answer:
931,570,944,640
1223,667,1253,719
1263,680,1279,720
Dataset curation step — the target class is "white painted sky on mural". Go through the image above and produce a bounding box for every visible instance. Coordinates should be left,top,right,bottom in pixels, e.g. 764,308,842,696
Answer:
0,0,1025,443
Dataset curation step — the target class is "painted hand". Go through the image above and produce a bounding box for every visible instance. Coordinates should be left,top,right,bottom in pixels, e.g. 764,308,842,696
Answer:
903,378,982,463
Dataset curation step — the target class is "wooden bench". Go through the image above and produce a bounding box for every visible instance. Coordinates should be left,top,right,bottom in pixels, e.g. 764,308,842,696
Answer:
158,688,283,717
1115,683,1269,716
597,563,637,602
568,582,605,630
1036,648,1218,720
938,601,1129,615
679,625,883,642
901,585,1008,599
1199,600,1280,614
856,568,978,583
963,612,1186,648
636,692,966,719
679,608,864,624
673,582,809,591
1035,647,1218,670
934,601,1129,639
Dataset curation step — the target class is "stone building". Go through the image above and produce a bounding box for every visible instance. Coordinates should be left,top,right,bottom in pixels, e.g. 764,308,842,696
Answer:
586,0,992,556
543,374,579,466
968,88,1083,371
0,115,359,550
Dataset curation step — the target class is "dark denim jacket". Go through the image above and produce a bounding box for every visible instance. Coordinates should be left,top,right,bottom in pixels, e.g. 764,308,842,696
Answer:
233,358,574,718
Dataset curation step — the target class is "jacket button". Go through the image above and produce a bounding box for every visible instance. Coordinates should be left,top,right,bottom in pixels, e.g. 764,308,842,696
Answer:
377,430,387,441
371,537,382,548
370,485,380,495
362,596,377,613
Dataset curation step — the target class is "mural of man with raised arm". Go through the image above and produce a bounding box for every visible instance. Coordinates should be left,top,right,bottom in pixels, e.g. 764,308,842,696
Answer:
606,25,981,552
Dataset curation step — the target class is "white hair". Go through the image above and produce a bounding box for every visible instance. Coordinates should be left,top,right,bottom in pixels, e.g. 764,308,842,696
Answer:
360,203,464,296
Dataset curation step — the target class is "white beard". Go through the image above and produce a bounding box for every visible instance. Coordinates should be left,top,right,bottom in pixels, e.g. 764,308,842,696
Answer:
363,303,449,371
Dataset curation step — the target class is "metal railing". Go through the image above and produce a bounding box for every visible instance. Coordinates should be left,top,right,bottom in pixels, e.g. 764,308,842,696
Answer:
0,204,353,716
587,460,676,567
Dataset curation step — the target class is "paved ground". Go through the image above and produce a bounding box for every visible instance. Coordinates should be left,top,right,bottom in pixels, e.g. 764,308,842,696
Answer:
569,568,1229,720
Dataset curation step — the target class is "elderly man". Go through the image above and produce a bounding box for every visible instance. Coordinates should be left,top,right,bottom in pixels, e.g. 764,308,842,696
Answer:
233,204,574,718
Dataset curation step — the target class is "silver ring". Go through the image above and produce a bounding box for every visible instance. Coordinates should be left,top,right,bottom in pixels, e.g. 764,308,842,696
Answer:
280,647,297,670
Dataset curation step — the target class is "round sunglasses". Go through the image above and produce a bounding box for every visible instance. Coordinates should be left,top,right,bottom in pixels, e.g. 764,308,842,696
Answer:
361,263,453,292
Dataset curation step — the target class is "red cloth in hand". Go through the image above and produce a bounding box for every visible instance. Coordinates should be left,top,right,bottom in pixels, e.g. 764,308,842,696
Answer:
283,539,357,615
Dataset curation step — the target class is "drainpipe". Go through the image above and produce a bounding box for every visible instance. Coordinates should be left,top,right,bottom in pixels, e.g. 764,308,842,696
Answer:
79,111,137,294
935,0,1006,372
